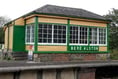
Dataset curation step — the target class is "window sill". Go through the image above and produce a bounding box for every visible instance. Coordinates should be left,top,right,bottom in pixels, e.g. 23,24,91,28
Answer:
38,43,67,46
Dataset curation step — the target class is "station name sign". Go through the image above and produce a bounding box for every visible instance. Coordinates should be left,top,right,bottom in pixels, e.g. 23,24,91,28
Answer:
69,46,99,51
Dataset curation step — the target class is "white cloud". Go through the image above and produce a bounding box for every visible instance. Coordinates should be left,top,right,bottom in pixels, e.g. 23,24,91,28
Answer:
0,0,118,19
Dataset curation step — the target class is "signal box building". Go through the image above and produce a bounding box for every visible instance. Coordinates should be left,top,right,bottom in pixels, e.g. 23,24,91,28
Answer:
4,5,110,61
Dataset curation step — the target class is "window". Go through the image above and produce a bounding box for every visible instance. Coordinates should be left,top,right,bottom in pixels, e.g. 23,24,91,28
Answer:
90,28,97,44
25,23,107,46
70,26,79,44
79,27,88,44
70,26,106,45
53,25,66,43
70,26,88,45
99,28,106,44
38,24,52,43
25,24,34,44
89,28,106,45
38,24,66,44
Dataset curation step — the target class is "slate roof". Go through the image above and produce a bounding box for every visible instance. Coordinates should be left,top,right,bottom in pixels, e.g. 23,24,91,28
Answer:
32,5,106,20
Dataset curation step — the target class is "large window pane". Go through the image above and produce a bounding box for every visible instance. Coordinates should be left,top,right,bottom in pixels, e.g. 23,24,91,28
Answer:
53,25,66,43
90,28,97,44
38,24,66,44
99,28,106,44
25,24,34,43
26,26,30,43
79,27,88,44
38,24,52,43
70,26,79,44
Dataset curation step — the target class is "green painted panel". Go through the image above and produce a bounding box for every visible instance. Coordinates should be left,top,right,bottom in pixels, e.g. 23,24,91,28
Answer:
34,16,38,51
68,46,99,51
67,19,70,51
13,25,25,52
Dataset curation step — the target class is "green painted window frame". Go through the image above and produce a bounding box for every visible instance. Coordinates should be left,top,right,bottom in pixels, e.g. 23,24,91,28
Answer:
38,23,67,45
25,24,35,44
24,21,108,53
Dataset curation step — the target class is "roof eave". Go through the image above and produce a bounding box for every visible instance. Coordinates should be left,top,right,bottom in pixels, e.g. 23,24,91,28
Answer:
33,12,111,22
4,11,111,27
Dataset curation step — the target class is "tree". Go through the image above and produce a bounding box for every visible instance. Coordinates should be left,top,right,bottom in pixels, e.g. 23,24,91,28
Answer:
0,16,11,44
0,27,4,44
105,9,118,59
0,16,11,27
105,9,118,50
105,8,118,27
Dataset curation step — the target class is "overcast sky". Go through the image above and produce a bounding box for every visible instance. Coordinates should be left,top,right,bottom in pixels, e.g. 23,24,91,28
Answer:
0,0,118,20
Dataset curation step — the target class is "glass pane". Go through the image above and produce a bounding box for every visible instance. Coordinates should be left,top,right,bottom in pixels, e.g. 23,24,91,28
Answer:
70,26,78,44
79,27,88,44
53,25,66,43
38,24,52,43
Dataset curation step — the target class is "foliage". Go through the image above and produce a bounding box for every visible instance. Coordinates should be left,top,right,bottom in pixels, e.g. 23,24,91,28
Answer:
0,27,4,44
105,8,118,50
0,16,11,44
105,8,118,59
0,16,11,27
109,27,118,50
110,49,118,60
105,8,118,27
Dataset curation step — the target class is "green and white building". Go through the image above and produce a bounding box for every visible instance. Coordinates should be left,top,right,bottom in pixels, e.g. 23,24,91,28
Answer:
4,5,110,61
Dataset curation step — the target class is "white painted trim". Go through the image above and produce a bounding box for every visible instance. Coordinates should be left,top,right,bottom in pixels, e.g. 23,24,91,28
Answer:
97,28,99,44
25,24,107,46
52,24,54,43
25,43,34,45
38,43,66,45
69,44,88,45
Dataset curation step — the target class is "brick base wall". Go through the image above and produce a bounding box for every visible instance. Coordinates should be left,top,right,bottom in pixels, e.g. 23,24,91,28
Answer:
33,53,110,62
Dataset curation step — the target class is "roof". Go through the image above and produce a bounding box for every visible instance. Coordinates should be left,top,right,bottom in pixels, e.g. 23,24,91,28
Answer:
31,5,106,20
1,61,118,72
5,5,110,26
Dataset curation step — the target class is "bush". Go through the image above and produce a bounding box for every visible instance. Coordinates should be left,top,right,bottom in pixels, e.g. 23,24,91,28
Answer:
110,49,118,60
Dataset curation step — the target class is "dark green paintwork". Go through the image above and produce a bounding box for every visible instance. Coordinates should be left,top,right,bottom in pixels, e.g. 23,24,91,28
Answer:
88,27,90,46
24,19,26,52
35,22,108,53
11,19,108,53
34,16,38,51
13,25,25,52
67,19,70,51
